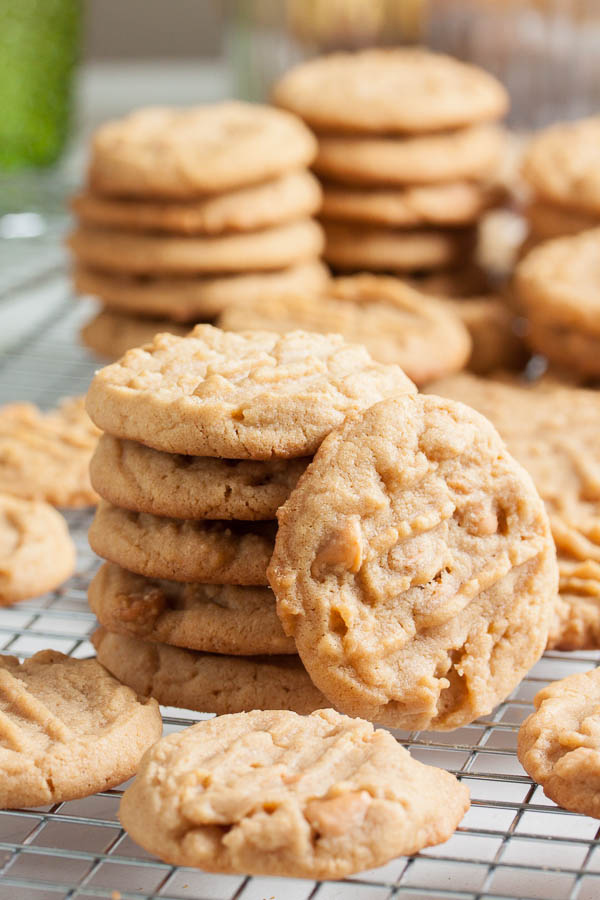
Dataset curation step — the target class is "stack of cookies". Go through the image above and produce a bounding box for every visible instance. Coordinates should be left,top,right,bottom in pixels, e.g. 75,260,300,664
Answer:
273,48,508,277
68,102,328,358
85,324,416,714
521,117,600,246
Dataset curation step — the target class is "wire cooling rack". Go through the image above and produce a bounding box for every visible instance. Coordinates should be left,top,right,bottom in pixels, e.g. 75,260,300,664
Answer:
1,244,600,900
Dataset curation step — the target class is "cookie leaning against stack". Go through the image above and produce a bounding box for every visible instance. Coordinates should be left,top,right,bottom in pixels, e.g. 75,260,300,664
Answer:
87,323,416,713
69,102,329,359
274,48,508,276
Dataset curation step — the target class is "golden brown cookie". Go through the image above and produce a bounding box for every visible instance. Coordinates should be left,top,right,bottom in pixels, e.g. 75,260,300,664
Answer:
90,434,309,520
81,308,190,359
525,316,600,380
446,296,526,376
323,222,476,272
89,501,275,586
88,562,295,655
269,393,557,731
518,668,600,818
85,325,416,459
72,171,322,234
0,650,162,808
0,397,99,507
68,220,324,275
218,275,471,386
119,706,470,878
73,261,331,322
525,198,598,241
273,48,508,133
314,126,504,186
88,102,317,198
0,495,75,606
92,628,326,715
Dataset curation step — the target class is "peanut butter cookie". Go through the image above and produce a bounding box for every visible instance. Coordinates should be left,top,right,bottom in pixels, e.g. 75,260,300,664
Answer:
323,223,475,272
81,308,189,359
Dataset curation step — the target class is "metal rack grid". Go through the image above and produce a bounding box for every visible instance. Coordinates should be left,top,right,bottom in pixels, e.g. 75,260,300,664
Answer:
1,255,600,900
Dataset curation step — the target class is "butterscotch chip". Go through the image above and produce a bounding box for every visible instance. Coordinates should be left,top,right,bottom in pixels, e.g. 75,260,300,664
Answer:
0,495,75,606
430,374,600,650
67,220,324,275
72,171,322,234
0,650,161,808
518,668,600,818
88,102,317,198
522,117,600,215
73,261,331,322
118,706,470,878
85,325,415,459
218,275,471,386
321,181,501,228
92,628,326,715
323,222,475,272
525,198,597,241
90,435,309,520
89,501,275,586
89,563,295,655
273,48,508,133
268,394,557,731
0,397,99,508
314,126,504,186
81,309,190,360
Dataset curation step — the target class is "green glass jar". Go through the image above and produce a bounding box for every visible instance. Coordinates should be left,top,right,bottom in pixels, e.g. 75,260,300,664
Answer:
0,0,81,170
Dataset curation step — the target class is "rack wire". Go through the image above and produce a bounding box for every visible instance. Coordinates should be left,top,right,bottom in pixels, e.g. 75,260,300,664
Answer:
1,245,599,900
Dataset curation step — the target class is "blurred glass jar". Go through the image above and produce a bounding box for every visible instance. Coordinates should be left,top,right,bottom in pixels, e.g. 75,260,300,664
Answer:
0,0,81,170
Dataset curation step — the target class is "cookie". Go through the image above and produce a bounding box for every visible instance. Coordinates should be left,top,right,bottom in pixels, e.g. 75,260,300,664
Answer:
409,265,492,299
268,393,557,731
526,198,597,241
81,308,190,359
218,275,471,386
92,628,325,716
0,495,75,606
89,501,275,585
323,222,475,272
90,434,309,520
73,261,331,322
0,649,161,808
72,171,322,234
522,116,600,215
119,706,470,878
321,181,501,228
88,102,317,199
273,48,508,133
67,220,324,275
314,125,504,186
89,562,294,655
0,396,99,508
518,668,600,818
446,296,526,376
430,374,600,649
525,316,600,380
86,325,416,459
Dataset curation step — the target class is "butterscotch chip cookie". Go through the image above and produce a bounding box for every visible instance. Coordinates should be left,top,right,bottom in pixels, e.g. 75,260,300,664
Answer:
321,181,501,228
430,374,600,650
218,275,471,386
0,397,99,507
89,562,295,655
525,198,597,241
269,394,557,731
0,650,162,808
92,628,326,715
73,261,331,322
72,171,322,234
323,223,475,272
81,309,190,359
68,220,324,276
88,102,317,198
86,325,415,459
522,117,600,215
273,48,508,133
314,125,504,186
0,495,75,606
89,501,275,585
518,668,600,818
119,706,470,878
90,435,309,520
